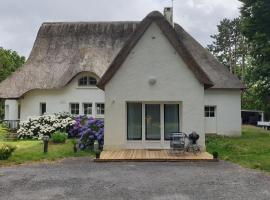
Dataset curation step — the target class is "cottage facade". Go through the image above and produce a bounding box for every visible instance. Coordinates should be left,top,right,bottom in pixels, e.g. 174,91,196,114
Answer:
0,10,244,149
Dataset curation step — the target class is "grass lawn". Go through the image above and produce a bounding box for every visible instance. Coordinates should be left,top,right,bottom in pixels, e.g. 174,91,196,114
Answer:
0,125,94,166
206,125,270,172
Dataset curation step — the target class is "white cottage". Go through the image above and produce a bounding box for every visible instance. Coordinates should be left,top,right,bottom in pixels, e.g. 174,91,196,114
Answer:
0,10,244,149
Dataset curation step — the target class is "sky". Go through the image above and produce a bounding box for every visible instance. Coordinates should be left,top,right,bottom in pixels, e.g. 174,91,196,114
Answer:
0,0,242,58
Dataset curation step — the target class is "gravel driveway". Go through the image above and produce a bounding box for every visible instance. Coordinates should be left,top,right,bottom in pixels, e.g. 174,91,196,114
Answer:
0,158,270,200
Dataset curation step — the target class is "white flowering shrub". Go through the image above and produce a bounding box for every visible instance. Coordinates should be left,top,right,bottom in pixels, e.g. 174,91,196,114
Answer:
17,112,76,139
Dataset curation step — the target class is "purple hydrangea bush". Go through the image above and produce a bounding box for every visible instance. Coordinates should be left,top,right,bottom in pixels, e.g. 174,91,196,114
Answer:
68,116,104,150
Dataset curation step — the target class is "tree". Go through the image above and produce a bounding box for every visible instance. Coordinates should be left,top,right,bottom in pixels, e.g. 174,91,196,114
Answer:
207,18,249,80
240,0,270,118
0,47,25,119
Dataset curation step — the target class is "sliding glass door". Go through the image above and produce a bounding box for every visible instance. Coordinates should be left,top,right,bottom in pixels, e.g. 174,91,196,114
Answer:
127,103,180,142
164,104,179,140
145,104,160,140
127,103,142,140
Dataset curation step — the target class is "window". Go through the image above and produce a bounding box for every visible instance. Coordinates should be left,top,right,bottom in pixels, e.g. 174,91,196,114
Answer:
83,103,92,115
96,103,105,115
70,103,80,115
78,76,88,86
127,103,142,140
164,104,179,140
78,76,97,86
88,77,97,85
205,106,216,117
40,103,46,115
145,104,161,140
18,104,21,119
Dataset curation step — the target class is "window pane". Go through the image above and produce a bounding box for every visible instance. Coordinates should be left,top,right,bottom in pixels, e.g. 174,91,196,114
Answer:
205,106,215,117
145,104,160,140
210,106,215,112
70,103,79,115
83,103,92,115
96,103,105,115
164,104,179,140
88,77,97,85
78,77,88,86
127,103,142,140
40,103,46,115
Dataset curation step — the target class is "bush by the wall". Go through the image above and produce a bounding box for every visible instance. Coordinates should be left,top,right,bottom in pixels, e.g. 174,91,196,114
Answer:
0,144,16,160
51,131,68,143
17,112,75,139
68,116,104,150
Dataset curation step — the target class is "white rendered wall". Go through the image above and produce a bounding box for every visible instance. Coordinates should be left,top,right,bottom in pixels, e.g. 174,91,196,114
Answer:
204,89,241,136
20,72,104,120
104,22,205,150
4,99,18,120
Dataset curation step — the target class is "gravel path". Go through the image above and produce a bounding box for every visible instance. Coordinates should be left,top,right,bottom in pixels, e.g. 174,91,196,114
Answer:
0,158,270,200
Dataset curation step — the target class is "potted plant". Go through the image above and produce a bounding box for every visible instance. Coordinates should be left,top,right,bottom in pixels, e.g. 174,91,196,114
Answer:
95,150,101,159
71,139,77,153
213,151,219,160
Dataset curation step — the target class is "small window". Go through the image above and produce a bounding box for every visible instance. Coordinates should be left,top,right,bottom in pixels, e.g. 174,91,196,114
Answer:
205,106,215,117
96,103,105,115
83,103,92,115
40,103,46,115
18,104,21,119
78,76,97,86
88,77,97,85
78,76,88,86
70,103,80,115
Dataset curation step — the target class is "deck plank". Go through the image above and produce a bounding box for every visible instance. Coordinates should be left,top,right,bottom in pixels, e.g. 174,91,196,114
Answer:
98,149,214,162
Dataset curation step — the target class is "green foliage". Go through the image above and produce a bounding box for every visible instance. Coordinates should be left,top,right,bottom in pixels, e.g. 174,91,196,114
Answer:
0,47,25,120
206,126,270,172
207,18,250,80
51,131,68,143
240,0,270,118
0,47,25,82
0,144,16,160
0,124,93,165
0,124,8,140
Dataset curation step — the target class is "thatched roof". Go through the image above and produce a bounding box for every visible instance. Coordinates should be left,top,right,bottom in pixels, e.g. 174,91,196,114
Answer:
97,11,244,90
0,11,244,99
0,21,139,98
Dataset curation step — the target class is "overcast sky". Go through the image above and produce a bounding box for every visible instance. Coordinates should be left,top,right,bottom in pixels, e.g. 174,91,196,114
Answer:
0,0,242,58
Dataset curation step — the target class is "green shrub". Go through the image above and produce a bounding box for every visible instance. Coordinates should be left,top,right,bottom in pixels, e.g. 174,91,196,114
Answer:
51,131,67,143
0,144,16,160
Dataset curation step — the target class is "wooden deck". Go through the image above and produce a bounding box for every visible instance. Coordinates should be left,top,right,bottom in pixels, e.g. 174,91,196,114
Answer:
95,149,214,162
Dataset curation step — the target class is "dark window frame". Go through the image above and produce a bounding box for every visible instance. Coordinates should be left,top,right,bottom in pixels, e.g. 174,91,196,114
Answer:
127,102,142,140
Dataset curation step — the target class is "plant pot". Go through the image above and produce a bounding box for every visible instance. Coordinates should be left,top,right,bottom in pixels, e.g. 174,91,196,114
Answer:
213,152,219,160
73,144,77,153
95,152,100,159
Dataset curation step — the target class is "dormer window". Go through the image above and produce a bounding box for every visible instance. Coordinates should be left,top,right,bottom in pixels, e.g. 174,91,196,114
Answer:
78,76,97,87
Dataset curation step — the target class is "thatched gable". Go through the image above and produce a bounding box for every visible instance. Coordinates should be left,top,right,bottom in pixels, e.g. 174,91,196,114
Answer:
97,11,244,90
0,21,139,98
0,11,244,99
